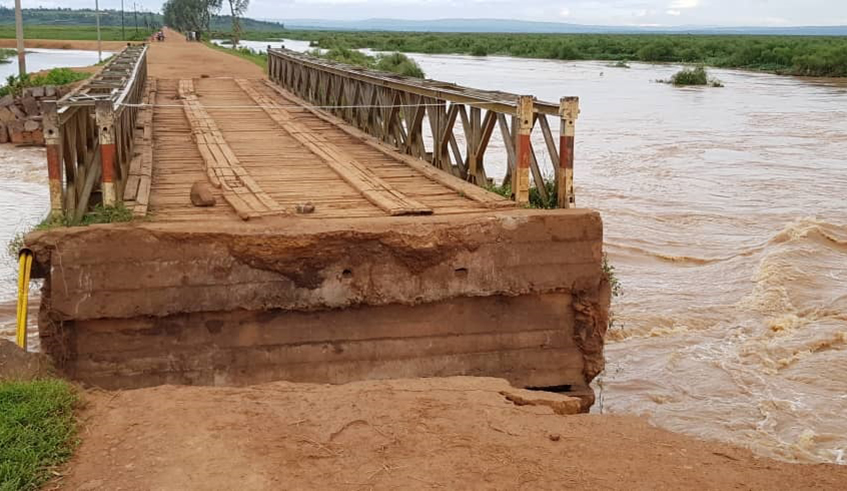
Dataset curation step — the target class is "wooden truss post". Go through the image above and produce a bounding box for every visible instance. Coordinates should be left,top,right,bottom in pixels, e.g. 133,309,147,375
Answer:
557,97,579,209
42,100,63,218
513,95,534,204
96,100,117,206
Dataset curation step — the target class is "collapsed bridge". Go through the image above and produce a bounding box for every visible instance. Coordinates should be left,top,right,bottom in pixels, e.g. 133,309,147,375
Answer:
26,34,609,409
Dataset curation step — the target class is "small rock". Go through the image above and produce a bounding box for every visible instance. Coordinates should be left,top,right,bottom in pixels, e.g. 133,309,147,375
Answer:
296,202,315,214
9,104,25,120
190,181,216,207
23,119,40,132
0,107,14,123
21,97,39,117
548,433,561,442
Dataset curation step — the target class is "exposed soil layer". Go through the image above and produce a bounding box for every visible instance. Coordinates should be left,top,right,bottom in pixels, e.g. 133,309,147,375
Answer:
58,377,847,490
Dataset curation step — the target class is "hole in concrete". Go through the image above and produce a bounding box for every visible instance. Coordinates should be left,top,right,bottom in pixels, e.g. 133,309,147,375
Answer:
454,267,468,278
341,269,353,279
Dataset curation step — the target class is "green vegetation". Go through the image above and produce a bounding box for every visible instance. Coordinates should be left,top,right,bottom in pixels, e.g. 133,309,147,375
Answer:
0,68,90,98
603,254,623,299
0,379,78,490
485,178,557,209
308,47,426,78
0,47,12,64
658,65,724,87
6,204,133,260
206,41,267,70
0,25,153,41
238,30,847,77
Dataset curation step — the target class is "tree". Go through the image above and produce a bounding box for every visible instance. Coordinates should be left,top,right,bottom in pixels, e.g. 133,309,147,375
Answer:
227,0,249,44
162,0,221,39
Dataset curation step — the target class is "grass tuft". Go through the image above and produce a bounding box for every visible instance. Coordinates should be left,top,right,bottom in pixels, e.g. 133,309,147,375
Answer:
0,379,78,490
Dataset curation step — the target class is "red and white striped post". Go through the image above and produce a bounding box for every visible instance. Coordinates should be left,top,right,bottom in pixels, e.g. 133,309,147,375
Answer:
557,97,579,209
513,95,534,204
42,100,63,217
95,100,117,206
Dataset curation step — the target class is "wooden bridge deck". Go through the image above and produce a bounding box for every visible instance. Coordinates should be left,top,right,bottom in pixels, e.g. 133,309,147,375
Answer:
143,36,508,223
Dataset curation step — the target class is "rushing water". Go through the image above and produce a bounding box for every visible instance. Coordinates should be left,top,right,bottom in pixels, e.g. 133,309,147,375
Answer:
0,48,111,349
6,43,847,464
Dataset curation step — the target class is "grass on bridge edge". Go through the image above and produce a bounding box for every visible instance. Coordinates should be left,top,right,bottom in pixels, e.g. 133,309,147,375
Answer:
205,41,268,71
0,379,79,490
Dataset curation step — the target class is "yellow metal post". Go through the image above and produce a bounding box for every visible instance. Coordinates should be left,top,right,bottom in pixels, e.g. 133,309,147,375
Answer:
16,250,33,351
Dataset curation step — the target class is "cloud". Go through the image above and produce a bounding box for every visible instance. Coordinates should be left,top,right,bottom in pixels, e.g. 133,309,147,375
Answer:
668,0,700,8
560,7,571,17
666,9,681,16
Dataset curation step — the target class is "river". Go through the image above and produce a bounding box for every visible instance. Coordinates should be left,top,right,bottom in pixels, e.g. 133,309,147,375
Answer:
0,48,111,350
9,42,847,464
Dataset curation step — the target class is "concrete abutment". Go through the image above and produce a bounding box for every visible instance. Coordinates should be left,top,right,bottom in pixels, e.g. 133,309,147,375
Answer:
27,209,609,407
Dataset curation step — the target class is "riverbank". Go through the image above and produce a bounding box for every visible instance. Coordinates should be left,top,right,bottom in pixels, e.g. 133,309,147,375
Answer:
0,39,136,51
225,30,847,77
54,376,847,489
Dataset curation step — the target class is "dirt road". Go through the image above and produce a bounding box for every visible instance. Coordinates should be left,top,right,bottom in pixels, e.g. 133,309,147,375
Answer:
58,377,847,490
147,27,263,79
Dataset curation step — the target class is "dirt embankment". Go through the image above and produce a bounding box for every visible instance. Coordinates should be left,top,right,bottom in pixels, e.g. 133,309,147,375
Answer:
0,39,137,51
58,377,847,490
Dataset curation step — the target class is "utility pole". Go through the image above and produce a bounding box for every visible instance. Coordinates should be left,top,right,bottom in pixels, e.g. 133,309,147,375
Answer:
95,0,102,62
14,0,25,76
121,0,126,40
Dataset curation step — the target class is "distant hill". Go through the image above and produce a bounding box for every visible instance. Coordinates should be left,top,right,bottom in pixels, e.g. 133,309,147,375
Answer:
278,18,847,36
0,8,284,31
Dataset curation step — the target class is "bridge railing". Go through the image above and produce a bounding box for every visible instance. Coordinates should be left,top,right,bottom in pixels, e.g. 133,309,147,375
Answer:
267,48,579,207
43,44,149,221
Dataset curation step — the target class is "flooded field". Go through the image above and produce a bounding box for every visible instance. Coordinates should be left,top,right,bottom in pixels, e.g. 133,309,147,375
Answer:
4,43,846,463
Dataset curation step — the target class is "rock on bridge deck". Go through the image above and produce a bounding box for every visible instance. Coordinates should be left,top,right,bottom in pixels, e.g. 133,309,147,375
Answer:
149,77,495,221
28,34,610,407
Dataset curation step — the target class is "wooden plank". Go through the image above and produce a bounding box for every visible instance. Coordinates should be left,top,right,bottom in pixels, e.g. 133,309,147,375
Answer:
261,80,513,209
177,78,285,220
235,78,432,216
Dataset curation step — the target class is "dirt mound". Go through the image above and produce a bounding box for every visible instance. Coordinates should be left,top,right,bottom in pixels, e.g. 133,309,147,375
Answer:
59,377,847,490
0,339,53,380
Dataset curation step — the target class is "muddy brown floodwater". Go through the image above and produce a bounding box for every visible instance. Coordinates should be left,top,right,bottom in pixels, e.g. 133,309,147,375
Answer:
2,45,846,464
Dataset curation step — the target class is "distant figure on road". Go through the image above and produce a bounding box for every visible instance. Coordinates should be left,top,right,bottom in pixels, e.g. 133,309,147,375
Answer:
156,31,165,42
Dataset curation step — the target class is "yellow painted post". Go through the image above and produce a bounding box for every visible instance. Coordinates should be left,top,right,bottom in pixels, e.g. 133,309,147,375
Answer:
513,95,534,204
15,250,33,351
557,97,579,209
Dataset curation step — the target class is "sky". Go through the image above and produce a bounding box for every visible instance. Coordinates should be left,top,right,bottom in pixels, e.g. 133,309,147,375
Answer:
6,0,847,27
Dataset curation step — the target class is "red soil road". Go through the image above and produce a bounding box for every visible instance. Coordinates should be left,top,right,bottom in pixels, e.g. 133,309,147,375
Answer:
58,377,847,490
147,27,263,79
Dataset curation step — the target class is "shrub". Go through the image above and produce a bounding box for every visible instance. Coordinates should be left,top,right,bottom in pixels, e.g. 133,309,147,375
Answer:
670,65,709,85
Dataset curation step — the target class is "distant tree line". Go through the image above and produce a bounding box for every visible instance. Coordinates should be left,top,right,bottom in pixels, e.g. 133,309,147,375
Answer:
0,7,283,35
271,31,847,77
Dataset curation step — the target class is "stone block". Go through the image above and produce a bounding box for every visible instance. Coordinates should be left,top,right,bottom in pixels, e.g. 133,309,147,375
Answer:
31,86,45,98
23,119,40,132
0,107,14,123
21,96,39,117
44,85,56,98
190,181,216,207
0,94,14,107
